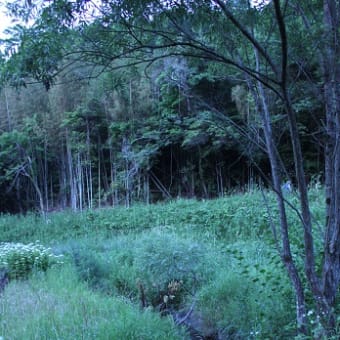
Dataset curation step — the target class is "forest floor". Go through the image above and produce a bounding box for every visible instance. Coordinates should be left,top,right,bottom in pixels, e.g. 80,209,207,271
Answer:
0,188,325,339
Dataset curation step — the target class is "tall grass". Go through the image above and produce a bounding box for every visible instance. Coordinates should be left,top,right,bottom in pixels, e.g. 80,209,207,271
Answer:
0,188,327,338
0,265,188,340
1,188,325,245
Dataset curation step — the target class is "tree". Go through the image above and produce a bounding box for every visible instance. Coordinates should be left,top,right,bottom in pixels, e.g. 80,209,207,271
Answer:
2,0,340,335
0,128,46,217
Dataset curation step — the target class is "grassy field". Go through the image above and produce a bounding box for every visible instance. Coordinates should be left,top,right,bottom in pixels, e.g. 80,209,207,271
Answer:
0,188,326,339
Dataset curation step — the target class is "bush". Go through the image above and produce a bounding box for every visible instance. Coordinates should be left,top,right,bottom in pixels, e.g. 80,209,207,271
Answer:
132,231,219,310
197,271,257,338
0,242,63,279
71,245,112,292
196,241,295,338
65,232,221,312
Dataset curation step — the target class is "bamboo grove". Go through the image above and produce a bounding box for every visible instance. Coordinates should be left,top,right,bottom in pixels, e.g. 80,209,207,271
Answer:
0,1,324,214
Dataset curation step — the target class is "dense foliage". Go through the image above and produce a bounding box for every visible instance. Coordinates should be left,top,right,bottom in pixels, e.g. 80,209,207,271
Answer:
0,0,324,213
0,241,63,279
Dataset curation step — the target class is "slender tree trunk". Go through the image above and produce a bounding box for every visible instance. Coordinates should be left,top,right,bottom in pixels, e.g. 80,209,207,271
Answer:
137,173,141,199
273,0,334,330
100,148,110,199
321,1,340,328
109,149,117,206
50,175,54,209
98,146,101,208
149,171,171,199
168,146,174,194
30,174,45,219
144,173,150,204
21,157,46,219
66,132,77,211
59,150,68,209
43,134,49,212
110,136,120,206
15,178,23,214
198,147,208,198
85,119,92,209
112,163,118,206
76,153,83,212
254,68,307,333
4,87,12,131
125,158,130,208
215,162,224,197
89,161,93,208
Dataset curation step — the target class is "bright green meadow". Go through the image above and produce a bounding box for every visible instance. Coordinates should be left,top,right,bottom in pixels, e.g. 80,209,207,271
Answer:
0,188,326,339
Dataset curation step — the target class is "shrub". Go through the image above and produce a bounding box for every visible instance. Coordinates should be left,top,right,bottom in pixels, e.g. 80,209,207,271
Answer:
197,271,257,338
66,232,221,312
196,241,295,338
132,231,219,310
71,245,112,292
59,238,139,296
0,242,63,279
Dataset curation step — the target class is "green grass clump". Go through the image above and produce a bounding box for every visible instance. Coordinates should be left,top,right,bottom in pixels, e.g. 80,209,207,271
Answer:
0,241,63,279
132,231,219,309
197,270,258,338
0,265,188,340
70,244,114,292
195,241,295,338
64,231,221,310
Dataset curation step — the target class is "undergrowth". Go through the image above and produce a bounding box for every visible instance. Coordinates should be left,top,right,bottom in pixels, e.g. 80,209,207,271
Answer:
0,265,187,339
0,188,327,338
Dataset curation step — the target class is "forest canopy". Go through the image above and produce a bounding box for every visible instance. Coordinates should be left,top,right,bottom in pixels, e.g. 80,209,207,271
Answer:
0,0,322,213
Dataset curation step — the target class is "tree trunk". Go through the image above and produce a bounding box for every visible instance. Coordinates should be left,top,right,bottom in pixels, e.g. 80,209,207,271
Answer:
254,63,307,333
59,150,68,209
76,153,83,212
144,173,150,204
43,134,49,212
66,132,77,211
86,119,93,209
273,0,338,331
21,157,46,219
198,147,208,198
4,87,12,131
321,1,340,329
98,145,101,208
